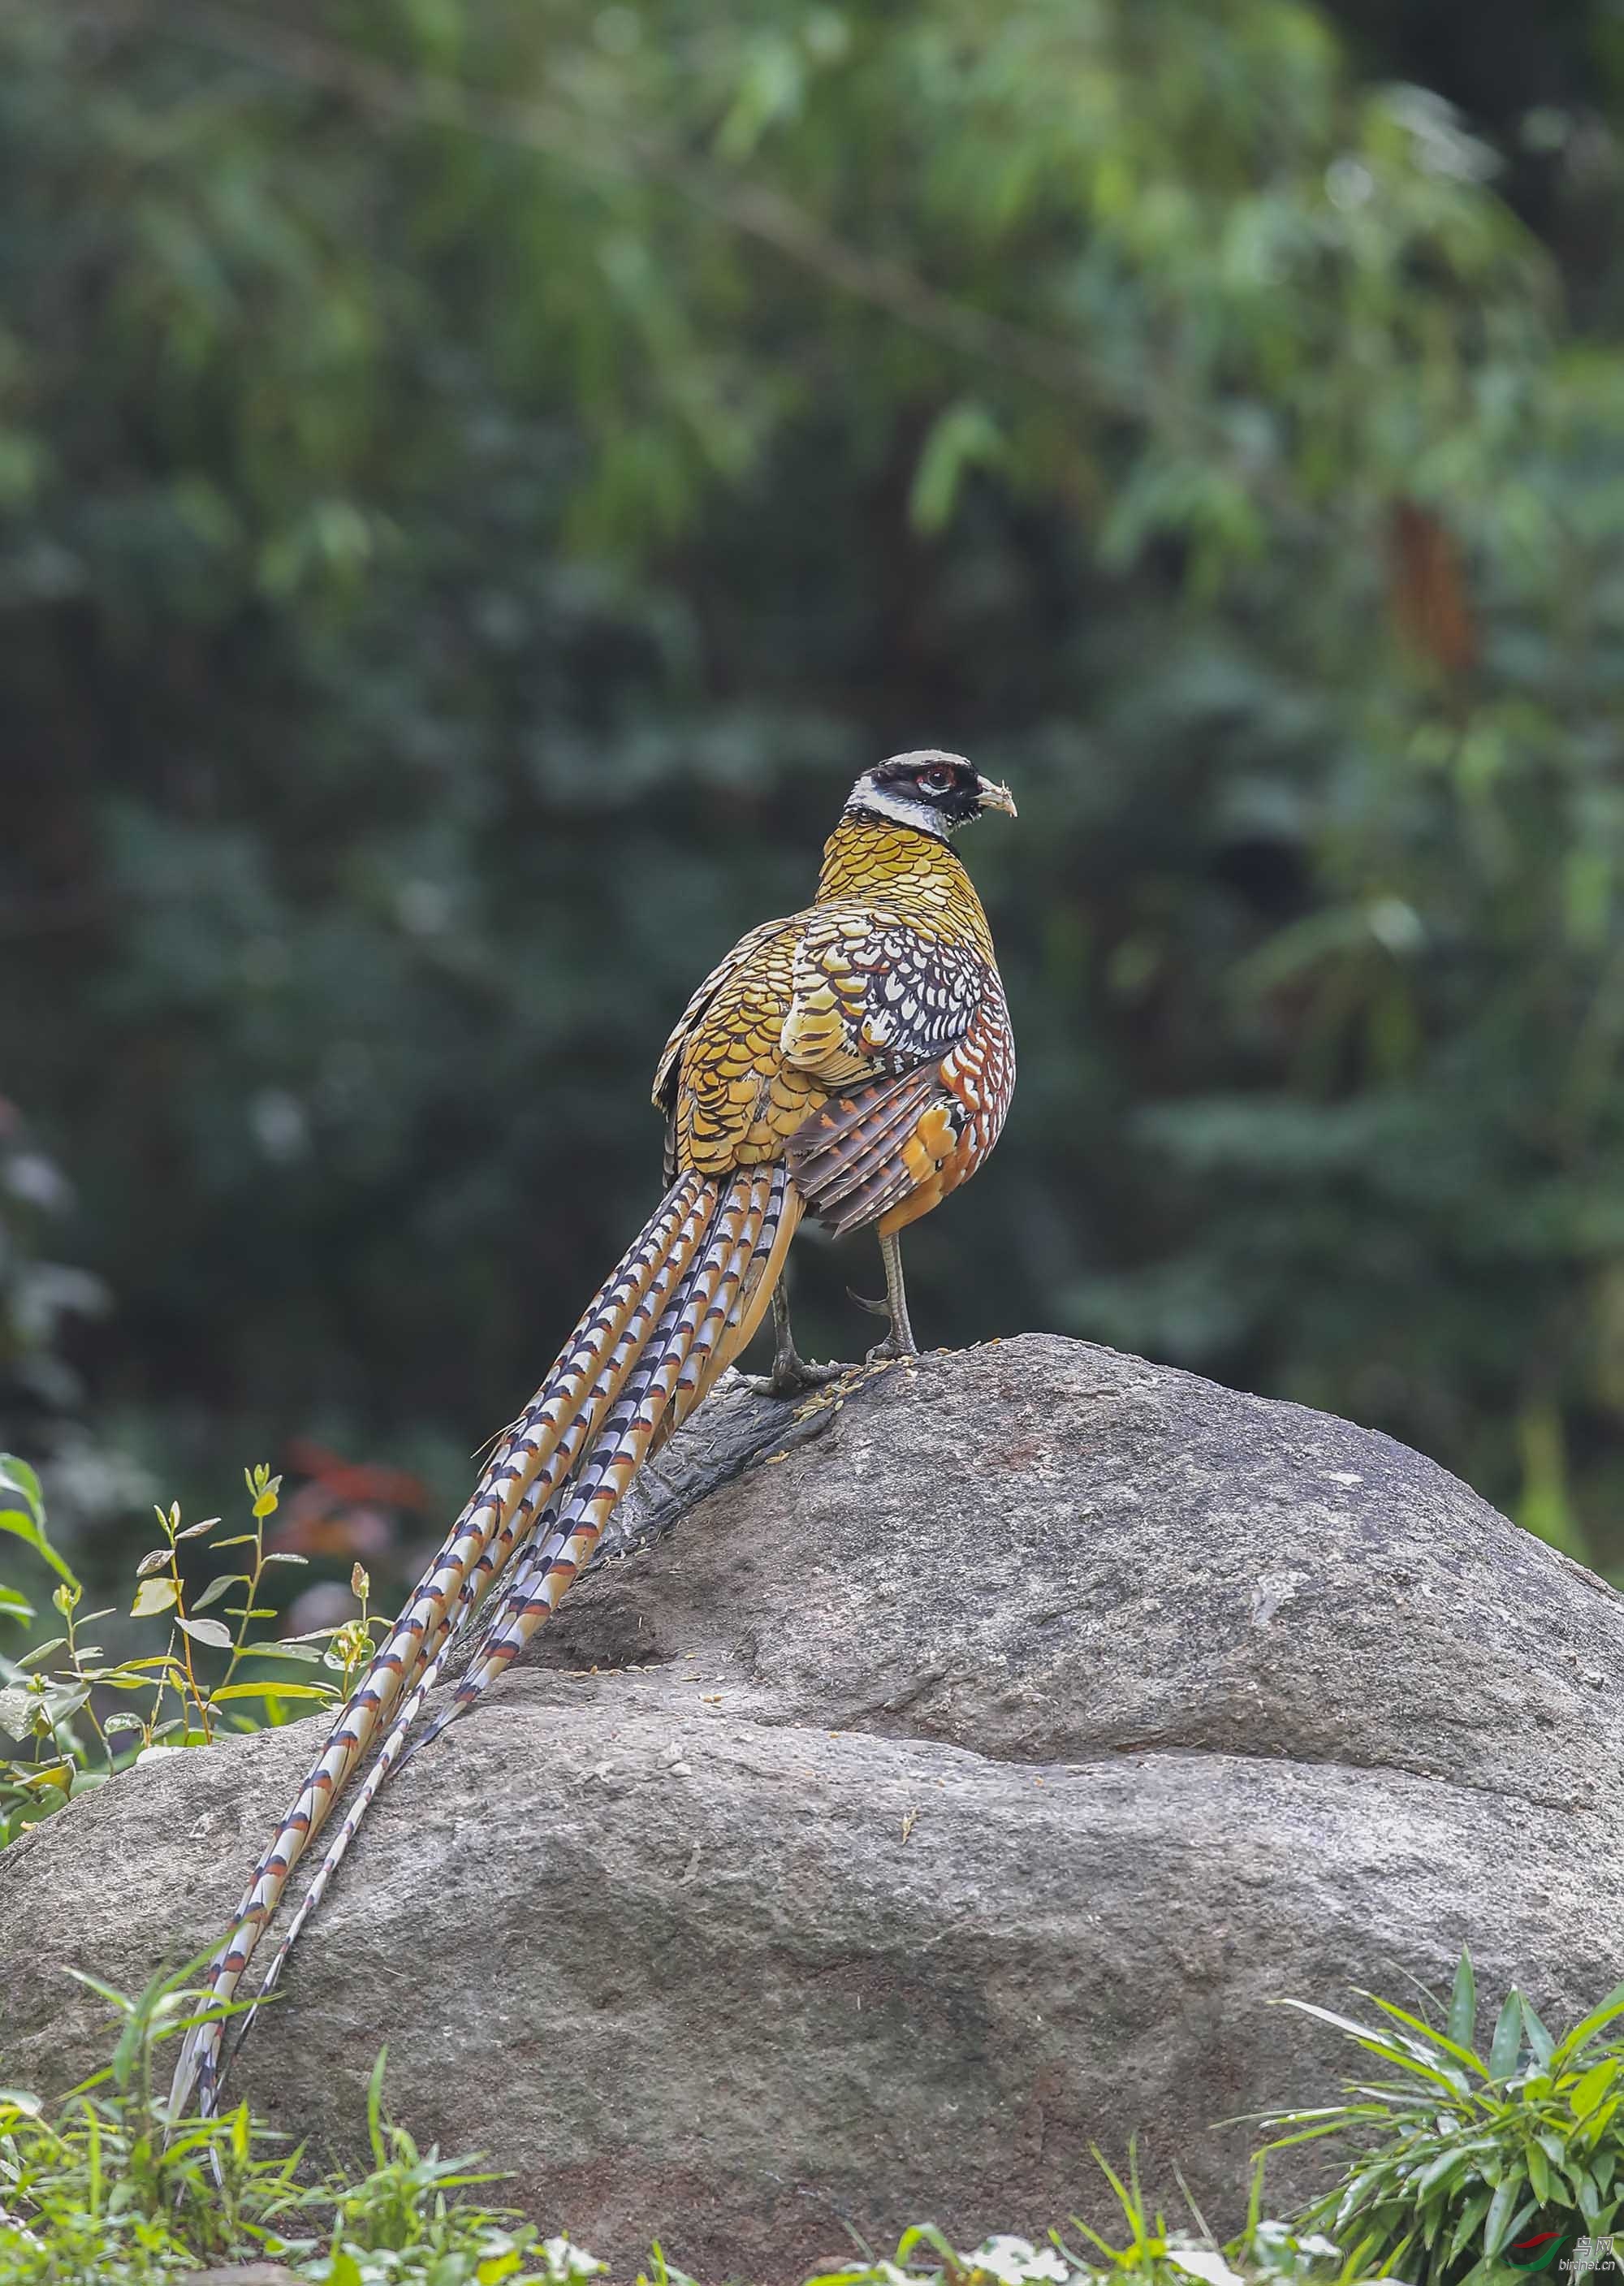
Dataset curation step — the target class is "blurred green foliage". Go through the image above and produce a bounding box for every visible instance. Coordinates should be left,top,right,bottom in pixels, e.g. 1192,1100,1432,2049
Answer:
5,0,1624,1578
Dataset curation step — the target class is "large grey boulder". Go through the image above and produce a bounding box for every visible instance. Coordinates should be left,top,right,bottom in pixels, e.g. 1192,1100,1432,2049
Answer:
2,1335,1622,2284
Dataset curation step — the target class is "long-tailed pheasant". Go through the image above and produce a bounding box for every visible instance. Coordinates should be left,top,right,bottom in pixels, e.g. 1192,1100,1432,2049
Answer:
168,750,1017,2118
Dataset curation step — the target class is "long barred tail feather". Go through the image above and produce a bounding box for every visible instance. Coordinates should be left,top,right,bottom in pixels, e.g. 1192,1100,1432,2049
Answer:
169,1168,723,2120
234,1165,792,2068
222,1484,576,2062
171,1163,797,2121
423,1161,788,1728
228,1177,752,2055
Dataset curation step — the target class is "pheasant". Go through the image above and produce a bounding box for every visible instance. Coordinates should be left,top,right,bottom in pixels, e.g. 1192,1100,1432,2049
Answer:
168,750,1017,2119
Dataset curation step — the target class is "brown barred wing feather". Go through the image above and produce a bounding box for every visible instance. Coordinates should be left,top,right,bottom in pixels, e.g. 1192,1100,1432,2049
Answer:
786,1066,946,1236
875,996,1015,1237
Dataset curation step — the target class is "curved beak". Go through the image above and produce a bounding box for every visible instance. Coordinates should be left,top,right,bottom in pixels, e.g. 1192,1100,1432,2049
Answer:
976,776,1017,819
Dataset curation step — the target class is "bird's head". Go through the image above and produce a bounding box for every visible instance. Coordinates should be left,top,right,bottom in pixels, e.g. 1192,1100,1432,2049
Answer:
843,751,1017,841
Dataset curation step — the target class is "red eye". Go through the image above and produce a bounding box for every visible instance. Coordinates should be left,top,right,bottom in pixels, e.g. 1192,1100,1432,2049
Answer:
918,766,956,794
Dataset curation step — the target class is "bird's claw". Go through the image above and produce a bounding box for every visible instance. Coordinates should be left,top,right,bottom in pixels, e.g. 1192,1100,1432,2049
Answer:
741,1355,855,1401
846,1287,916,1362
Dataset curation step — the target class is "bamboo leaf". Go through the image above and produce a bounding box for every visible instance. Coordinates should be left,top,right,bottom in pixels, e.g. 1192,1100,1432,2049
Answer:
1367,1994,1481,2081
1446,2189,1492,2267
1488,1991,1525,2081
1523,2001,1556,2065
1449,1949,1478,2050
1572,2059,1620,2121
1485,2180,1535,2258
1415,2146,1467,2197
1553,1984,1624,2069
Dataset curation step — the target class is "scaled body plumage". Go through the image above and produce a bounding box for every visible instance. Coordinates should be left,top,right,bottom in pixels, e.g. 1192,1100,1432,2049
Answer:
170,751,1016,2120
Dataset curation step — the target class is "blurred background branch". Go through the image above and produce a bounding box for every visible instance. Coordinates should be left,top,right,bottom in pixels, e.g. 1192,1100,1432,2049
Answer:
60,0,1185,422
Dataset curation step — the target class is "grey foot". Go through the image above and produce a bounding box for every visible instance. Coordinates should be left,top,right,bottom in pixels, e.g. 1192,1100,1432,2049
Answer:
741,1356,856,1401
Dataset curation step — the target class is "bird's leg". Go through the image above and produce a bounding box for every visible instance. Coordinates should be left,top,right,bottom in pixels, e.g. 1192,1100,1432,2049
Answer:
741,1277,850,1400
849,1228,919,1362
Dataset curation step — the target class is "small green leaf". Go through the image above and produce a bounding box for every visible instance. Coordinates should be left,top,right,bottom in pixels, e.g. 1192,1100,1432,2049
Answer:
1489,1990,1525,2081
1529,2141,1553,2204
259,1550,309,1566
131,1577,178,1618
134,1547,172,1578
1449,1949,1478,2049
175,1516,221,1538
192,1573,246,1611
208,1681,335,1703
175,1615,233,1650
0,1455,43,1524
0,1585,34,1626
0,1471,79,1592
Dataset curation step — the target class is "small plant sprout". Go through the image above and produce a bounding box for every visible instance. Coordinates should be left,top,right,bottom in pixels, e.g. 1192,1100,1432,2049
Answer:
0,1455,378,1847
